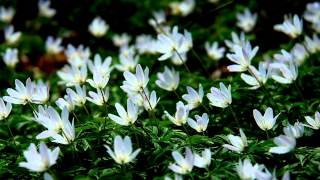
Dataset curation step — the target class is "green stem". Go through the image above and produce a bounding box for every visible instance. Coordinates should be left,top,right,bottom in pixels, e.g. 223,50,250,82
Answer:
174,49,191,74
200,102,210,114
228,105,240,128
28,102,36,112
83,104,90,115
294,81,305,101
141,89,153,111
72,111,80,122
132,125,140,147
191,48,210,77
173,90,180,99
6,119,17,147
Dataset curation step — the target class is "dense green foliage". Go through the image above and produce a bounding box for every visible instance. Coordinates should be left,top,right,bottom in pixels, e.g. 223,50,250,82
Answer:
0,0,319,179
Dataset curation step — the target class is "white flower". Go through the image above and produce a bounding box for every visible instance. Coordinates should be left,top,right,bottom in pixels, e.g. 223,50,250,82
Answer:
121,64,149,94
164,174,183,180
253,107,280,131
226,41,259,72
65,44,90,67
57,64,87,86
87,88,109,106
46,36,63,54
271,62,298,84
2,48,18,68
223,129,247,153
187,113,209,133
135,35,158,54
32,80,50,104
283,122,304,138
255,166,273,180
274,14,303,39
311,21,320,33
156,66,180,91
35,107,75,144
169,147,194,174
38,0,56,18
88,17,109,38
115,52,139,72
236,159,271,180
33,106,64,136
104,135,141,164
269,135,296,154
148,10,166,30
304,111,320,130
170,51,187,66
19,142,60,172
274,49,294,63
88,54,113,75
142,90,160,111
291,43,308,65
241,64,270,89
156,26,191,61
205,41,225,61
119,45,135,58
164,101,189,126
56,95,74,112
87,61,110,83
0,98,12,120
303,2,320,24
87,69,110,89
193,148,211,168
304,34,320,54
0,6,14,23
112,33,131,47
207,82,232,108
236,8,258,32
169,0,195,17
236,159,256,180
128,92,144,107
108,99,139,126
50,110,75,144
44,173,54,180
224,31,246,51
182,84,204,110
3,78,33,105
66,85,87,107
4,25,21,44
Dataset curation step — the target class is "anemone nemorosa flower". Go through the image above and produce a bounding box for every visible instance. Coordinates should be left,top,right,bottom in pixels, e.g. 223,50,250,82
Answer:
19,142,60,172
104,135,141,164
169,147,194,174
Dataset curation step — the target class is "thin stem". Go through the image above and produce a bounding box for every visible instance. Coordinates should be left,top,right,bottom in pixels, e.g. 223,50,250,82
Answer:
200,102,210,114
228,105,240,127
174,49,191,74
61,130,71,144
121,164,127,176
28,102,36,112
173,90,180,99
265,130,269,139
132,125,141,147
191,48,210,77
247,67,279,109
72,111,80,122
102,103,109,132
6,119,17,147
247,67,263,87
83,104,90,115
294,81,305,101
141,89,153,111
